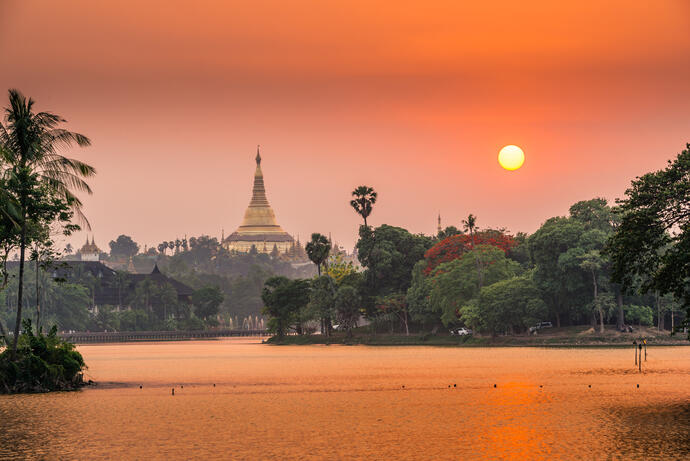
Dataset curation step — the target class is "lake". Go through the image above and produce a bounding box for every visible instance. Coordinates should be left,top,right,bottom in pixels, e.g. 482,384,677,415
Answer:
1,339,689,460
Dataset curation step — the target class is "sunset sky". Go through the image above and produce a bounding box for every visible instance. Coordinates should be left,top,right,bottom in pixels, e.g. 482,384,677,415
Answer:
1,1,689,252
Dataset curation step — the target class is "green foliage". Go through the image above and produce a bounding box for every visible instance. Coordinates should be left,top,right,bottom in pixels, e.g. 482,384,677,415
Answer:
467,273,547,335
261,276,311,337
305,233,330,276
623,304,654,326
191,286,224,319
108,235,139,259
0,88,94,351
608,144,690,335
335,285,361,335
0,320,86,393
356,224,433,311
430,246,521,326
407,260,435,325
350,185,377,227
162,235,313,319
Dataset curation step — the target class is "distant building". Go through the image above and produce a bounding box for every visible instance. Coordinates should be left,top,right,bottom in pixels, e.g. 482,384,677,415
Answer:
75,236,102,261
50,261,193,312
223,147,307,262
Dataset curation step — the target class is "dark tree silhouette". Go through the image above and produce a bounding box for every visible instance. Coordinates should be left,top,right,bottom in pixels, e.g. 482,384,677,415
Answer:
350,186,377,228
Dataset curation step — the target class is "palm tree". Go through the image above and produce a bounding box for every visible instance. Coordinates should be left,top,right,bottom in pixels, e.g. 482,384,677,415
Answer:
0,89,94,352
305,233,330,276
462,213,477,247
350,186,377,228
462,213,483,289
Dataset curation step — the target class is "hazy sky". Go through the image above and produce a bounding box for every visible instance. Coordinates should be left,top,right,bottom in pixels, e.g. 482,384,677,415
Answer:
1,1,689,252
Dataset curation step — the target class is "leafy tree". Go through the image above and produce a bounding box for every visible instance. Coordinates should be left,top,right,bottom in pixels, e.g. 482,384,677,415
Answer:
375,293,410,335
424,229,517,275
261,276,311,338
325,252,358,284
0,320,86,393
608,144,690,336
623,304,654,327
109,235,139,259
406,260,435,327
529,217,587,327
307,275,335,335
356,224,433,312
305,233,330,276
1,89,94,353
191,286,224,320
467,273,547,335
430,246,521,325
350,185,377,228
335,285,361,337
437,225,461,240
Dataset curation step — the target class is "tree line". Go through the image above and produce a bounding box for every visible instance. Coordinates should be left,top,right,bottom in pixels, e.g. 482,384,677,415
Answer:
263,150,690,339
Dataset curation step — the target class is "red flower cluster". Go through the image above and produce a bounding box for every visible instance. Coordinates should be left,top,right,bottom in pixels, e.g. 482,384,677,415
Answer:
423,230,516,275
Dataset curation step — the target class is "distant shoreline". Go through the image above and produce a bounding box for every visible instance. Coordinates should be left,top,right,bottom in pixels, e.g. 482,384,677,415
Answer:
265,329,689,347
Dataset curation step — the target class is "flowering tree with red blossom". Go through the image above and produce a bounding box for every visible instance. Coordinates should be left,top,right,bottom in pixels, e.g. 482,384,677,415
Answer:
423,229,517,275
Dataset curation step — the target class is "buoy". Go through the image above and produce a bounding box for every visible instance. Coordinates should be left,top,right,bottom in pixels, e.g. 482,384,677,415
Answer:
637,384,639,388
181,385,183,389
453,384,457,388
139,385,142,389
493,384,497,388
402,385,405,389
213,384,216,387
588,385,591,388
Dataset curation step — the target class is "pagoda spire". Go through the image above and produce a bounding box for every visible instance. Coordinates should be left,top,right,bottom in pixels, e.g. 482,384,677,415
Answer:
437,213,442,234
249,146,269,208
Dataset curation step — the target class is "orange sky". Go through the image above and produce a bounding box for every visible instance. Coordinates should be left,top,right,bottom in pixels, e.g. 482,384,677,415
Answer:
1,1,689,252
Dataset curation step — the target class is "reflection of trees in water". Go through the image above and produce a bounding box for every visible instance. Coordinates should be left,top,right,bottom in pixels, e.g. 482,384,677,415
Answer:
608,403,690,458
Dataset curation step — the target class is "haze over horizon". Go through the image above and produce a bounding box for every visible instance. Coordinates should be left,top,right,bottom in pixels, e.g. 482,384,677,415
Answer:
1,0,689,253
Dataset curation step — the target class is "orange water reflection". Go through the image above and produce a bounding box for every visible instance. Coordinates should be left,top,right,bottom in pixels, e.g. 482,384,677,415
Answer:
0,340,689,460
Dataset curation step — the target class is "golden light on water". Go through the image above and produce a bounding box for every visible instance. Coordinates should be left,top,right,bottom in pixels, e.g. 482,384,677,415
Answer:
498,145,525,171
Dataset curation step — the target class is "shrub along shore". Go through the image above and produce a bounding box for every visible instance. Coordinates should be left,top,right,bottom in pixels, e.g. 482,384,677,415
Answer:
0,321,88,394
266,326,688,347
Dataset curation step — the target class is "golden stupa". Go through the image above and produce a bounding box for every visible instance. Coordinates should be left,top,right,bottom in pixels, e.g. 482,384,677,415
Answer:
223,148,295,254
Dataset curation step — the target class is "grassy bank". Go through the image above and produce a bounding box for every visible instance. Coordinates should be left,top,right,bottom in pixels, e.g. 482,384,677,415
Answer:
266,325,688,347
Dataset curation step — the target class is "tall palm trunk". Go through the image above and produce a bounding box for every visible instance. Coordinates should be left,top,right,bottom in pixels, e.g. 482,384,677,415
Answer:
591,269,604,333
35,258,41,331
12,213,27,353
615,286,624,330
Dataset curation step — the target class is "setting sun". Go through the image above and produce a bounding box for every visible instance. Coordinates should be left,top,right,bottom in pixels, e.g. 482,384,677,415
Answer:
498,145,525,171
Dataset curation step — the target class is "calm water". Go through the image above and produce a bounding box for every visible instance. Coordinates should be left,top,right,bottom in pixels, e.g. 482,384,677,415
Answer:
1,339,689,460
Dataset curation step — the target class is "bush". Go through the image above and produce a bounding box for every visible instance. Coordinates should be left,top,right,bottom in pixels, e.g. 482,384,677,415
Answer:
623,304,654,326
0,320,87,393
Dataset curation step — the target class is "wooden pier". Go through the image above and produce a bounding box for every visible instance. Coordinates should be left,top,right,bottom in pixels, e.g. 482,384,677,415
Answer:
60,329,269,344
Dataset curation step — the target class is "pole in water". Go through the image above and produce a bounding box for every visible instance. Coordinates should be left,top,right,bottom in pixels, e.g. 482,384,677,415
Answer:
172,388,175,396
644,339,647,361
633,341,637,366
638,344,642,372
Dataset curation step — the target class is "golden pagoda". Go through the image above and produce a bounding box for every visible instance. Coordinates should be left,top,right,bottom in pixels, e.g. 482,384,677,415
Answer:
223,148,295,254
